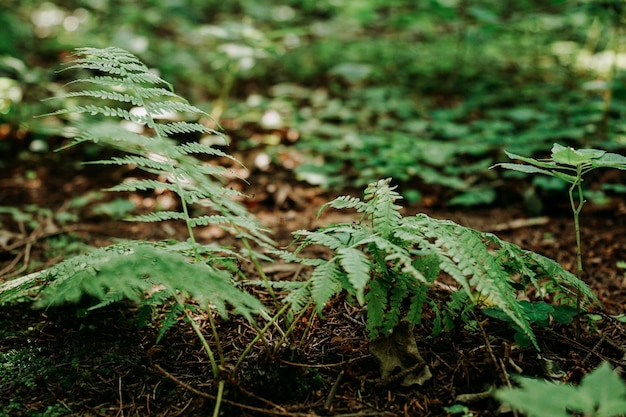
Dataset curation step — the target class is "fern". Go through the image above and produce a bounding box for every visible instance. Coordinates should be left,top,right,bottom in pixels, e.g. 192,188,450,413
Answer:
35,242,265,320
48,47,272,249
281,178,599,348
0,47,279,370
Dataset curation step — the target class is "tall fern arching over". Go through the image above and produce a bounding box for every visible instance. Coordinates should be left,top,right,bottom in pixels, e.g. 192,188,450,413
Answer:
280,178,599,348
31,47,274,350
48,47,272,250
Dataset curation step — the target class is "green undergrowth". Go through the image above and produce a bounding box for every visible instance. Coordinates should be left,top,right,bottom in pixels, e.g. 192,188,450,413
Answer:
273,178,597,348
0,46,613,416
5,1,626,207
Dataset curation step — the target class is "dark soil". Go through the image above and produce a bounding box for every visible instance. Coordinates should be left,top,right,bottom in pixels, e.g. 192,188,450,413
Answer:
1,143,626,417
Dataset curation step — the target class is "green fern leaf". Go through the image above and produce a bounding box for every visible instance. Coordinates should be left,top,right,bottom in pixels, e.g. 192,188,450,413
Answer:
319,195,370,218
89,155,173,171
145,101,205,117
337,247,371,304
365,278,387,339
283,282,311,313
365,178,403,238
176,142,238,161
310,261,343,313
157,302,184,344
130,211,186,222
294,229,352,251
157,122,216,137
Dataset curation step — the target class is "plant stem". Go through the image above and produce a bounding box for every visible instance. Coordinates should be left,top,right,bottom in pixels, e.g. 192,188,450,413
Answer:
235,303,291,371
181,301,219,378
206,308,225,368
568,166,586,337
212,380,225,417
239,235,281,309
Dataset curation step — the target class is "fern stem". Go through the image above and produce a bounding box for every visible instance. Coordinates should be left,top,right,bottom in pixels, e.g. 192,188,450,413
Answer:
180,196,200,257
212,380,225,417
206,307,225,367
239,235,281,309
298,304,317,348
180,300,219,378
234,303,290,371
273,301,314,356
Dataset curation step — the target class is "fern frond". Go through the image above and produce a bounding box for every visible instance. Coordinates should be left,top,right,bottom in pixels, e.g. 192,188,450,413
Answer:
176,142,238,161
35,243,266,321
365,178,403,238
130,211,186,222
156,302,184,344
188,215,261,232
273,249,326,267
62,90,144,105
364,278,387,339
383,276,409,332
359,234,427,283
87,291,126,311
399,214,543,348
145,101,205,117
156,122,216,137
337,247,371,304
319,195,370,217
105,179,182,193
310,261,343,313
526,250,599,305
293,229,352,251
89,155,174,171
282,282,312,313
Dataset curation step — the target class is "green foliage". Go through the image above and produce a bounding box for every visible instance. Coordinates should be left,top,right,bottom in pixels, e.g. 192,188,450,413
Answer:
279,178,597,346
35,242,265,321
0,48,272,376
48,47,272,248
494,143,625,323
496,143,626,182
483,302,578,348
495,361,626,417
6,1,626,206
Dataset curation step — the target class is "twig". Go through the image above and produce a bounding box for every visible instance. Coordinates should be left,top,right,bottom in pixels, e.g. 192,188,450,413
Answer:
477,316,518,416
153,364,314,416
116,376,124,417
324,370,344,410
373,361,425,388
538,329,626,367
489,216,549,232
279,354,371,368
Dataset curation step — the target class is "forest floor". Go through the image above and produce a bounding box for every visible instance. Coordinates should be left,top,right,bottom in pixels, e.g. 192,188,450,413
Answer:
1,143,626,417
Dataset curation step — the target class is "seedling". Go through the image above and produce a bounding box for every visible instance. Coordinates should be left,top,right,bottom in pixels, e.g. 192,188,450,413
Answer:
493,143,626,322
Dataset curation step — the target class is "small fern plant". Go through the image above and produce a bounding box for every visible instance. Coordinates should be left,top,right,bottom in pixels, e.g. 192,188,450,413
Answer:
279,178,598,348
10,47,279,393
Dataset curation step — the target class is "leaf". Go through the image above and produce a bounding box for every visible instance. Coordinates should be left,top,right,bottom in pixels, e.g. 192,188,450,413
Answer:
494,162,555,177
592,151,626,170
520,301,553,324
577,361,626,416
551,143,605,166
503,151,558,169
337,247,371,305
495,377,579,417
310,261,342,313
551,305,577,325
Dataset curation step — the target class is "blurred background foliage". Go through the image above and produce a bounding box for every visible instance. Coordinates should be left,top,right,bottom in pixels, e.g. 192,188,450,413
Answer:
2,0,626,206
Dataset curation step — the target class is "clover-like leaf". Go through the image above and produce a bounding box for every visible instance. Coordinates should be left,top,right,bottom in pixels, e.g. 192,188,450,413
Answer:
551,143,605,166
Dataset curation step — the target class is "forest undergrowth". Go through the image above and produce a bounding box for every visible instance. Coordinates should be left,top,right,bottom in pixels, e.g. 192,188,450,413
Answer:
1,46,626,417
